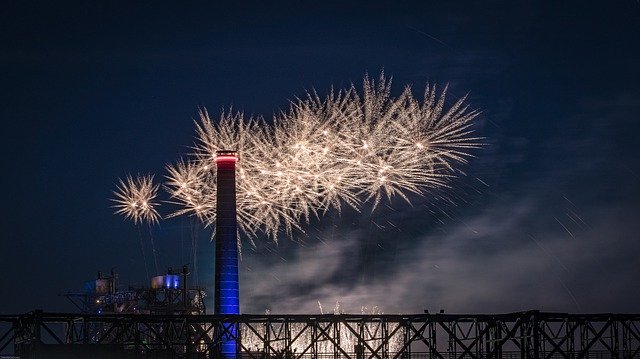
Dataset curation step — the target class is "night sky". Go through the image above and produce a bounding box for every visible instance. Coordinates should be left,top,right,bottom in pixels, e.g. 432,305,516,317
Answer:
1,2,639,315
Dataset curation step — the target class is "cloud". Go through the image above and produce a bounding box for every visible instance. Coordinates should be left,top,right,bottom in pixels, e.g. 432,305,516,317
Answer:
239,187,640,314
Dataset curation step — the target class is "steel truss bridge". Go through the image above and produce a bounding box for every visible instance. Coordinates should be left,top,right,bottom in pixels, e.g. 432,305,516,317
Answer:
1,310,639,358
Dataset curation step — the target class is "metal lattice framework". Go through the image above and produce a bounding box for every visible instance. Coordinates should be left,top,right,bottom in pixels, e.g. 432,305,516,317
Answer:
1,310,639,358
63,287,207,315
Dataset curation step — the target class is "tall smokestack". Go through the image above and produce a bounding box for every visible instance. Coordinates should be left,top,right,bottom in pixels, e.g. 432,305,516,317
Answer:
214,150,239,358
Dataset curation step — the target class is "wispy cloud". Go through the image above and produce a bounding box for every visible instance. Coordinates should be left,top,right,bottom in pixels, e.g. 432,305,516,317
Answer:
239,176,640,314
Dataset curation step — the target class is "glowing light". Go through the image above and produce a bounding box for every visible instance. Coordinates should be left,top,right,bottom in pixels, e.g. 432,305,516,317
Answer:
240,317,406,355
215,155,239,164
112,174,160,225
127,73,480,239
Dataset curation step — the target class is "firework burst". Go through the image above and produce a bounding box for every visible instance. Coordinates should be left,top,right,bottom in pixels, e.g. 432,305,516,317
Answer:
159,73,481,240
112,174,161,225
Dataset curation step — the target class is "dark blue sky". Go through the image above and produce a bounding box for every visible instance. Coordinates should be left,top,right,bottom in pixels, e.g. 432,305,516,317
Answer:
1,1,639,314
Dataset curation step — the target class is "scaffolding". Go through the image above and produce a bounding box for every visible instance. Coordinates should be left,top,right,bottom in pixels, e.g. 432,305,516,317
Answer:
1,310,639,358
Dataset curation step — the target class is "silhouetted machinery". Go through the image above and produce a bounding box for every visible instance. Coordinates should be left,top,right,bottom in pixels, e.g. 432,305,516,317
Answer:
63,265,206,315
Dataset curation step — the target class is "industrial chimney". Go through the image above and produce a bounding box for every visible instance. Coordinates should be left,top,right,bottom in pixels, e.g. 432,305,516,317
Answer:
214,150,239,358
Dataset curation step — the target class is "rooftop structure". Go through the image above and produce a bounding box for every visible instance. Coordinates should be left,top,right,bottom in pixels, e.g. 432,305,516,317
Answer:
62,267,206,316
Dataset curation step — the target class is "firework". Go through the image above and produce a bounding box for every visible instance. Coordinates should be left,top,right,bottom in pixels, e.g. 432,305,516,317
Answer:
161,73,481,239
112,174,161,225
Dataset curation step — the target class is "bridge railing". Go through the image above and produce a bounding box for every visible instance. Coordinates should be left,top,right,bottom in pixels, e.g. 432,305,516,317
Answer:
1,310,639,358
